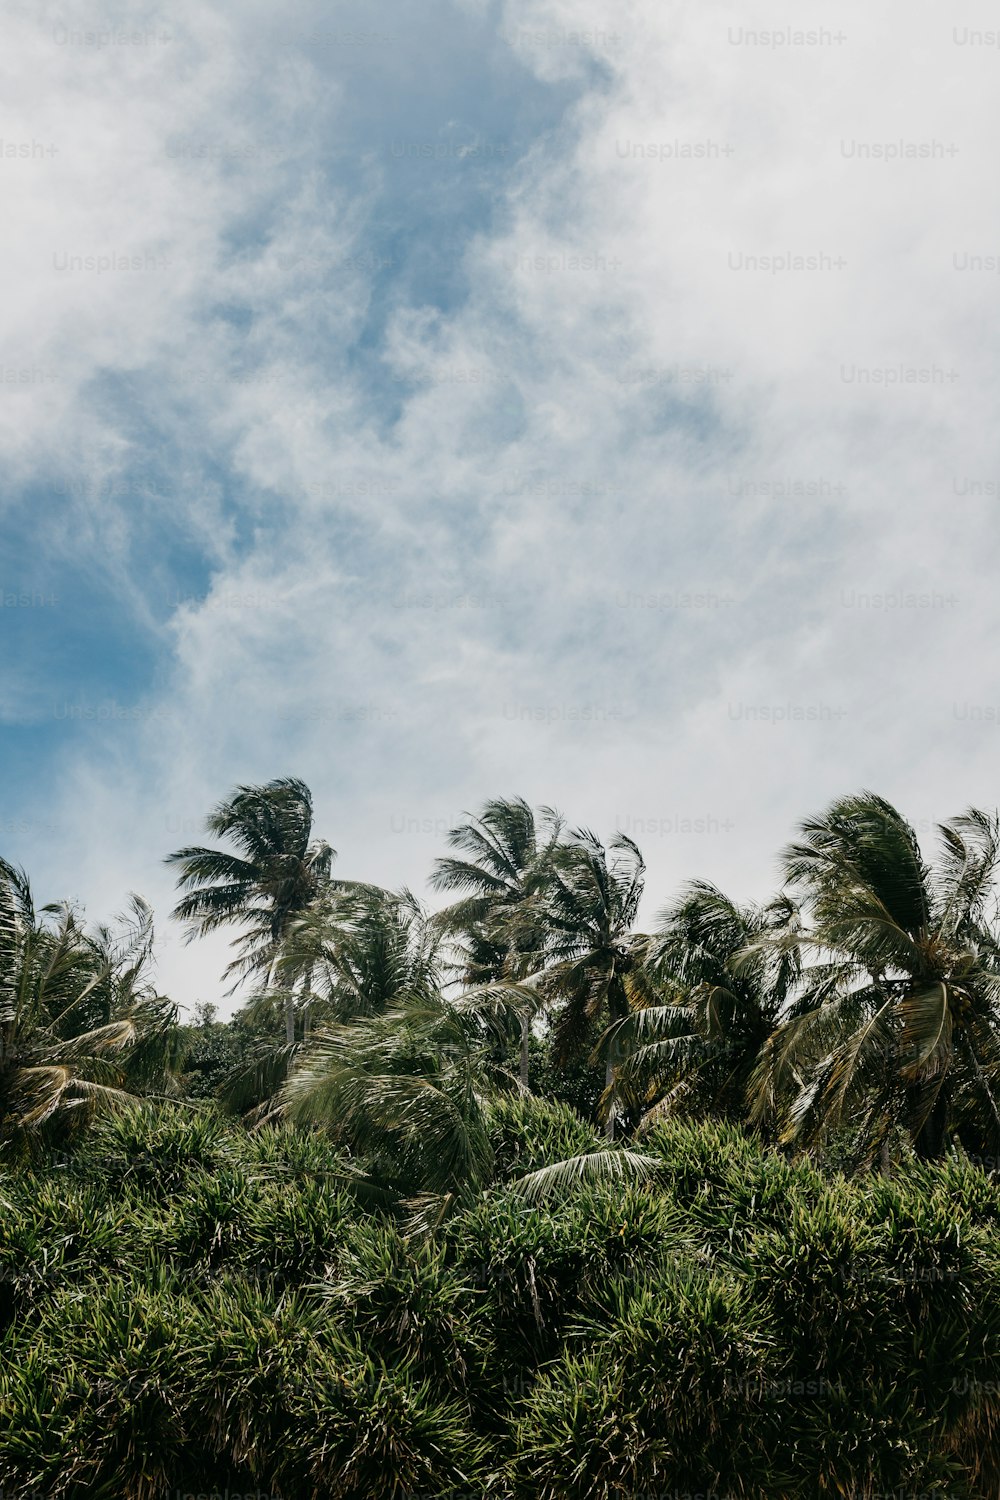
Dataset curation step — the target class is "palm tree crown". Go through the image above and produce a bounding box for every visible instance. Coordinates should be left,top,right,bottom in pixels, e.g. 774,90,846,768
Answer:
541,830,653,1136
0,859,177,1147
432,797,563,1085
166,776,333,983
752,792,1000,1163
166,777,334,1045
613,882,800,1131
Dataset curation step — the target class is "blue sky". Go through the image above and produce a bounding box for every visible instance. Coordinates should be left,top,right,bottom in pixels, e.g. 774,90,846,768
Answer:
2,0,1000,1012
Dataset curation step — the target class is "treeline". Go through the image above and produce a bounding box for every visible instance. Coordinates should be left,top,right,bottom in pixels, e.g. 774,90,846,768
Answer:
2,780,1000,1496
5,778,1000,1174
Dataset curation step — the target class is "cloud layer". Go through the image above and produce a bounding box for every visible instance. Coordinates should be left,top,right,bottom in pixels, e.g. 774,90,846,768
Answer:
3,0,999,1011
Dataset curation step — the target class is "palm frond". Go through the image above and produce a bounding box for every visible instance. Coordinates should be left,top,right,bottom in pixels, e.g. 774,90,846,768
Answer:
507,1147,661,1202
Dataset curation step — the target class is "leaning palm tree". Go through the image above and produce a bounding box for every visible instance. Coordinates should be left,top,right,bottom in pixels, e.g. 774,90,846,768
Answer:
165,777,334,1044
750,793,1000,1165
431,797,563,1088
0,858,178,1150
610,882,801,1133
219,886,442,1121
282,990,500,1216
540,830,655,1138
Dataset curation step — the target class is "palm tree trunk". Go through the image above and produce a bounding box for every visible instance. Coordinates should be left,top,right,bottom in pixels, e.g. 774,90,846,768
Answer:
273,967,295,1046
604,976,629,1141
913,1086,949,1160
519,1014,530,1090
604,1053,616,1141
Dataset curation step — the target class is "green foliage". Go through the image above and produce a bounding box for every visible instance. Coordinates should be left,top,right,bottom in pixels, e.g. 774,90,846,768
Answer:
177,1010,267,1099
0,1272,206,1499
446,1178,691,1407
314,1218,489,1390
2,1107,1000,1496
753,793,1000,1164
279,1340,488,1498
70,1100,236,1195
0,1176,139,1332
0,862,180,1149
486,1091,605,1180
10,782,1000,1495
165,775,335,991
529,1030,608,1125
511,1265,776,1499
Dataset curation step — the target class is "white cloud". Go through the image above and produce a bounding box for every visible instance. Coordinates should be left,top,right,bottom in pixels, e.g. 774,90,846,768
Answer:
4,0,1000,1012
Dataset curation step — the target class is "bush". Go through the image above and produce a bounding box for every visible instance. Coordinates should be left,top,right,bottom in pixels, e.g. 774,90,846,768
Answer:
282,1339,489,1499
0,1177,142,1334
0,1272,206,1499
316,1218,488,1390
485,1093,604,1183
2,1107,1000,1495
243,1176,355,1288
447,1178,691,1420
510,1264,776,1499
70,1103,237,1198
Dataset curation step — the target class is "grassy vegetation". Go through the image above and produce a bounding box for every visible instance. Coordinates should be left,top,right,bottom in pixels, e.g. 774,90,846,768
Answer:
3,780,1000,1496
1,1102,999,1498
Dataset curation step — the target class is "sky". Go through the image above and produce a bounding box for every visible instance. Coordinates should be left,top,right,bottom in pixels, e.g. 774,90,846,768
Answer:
2,0,999,1016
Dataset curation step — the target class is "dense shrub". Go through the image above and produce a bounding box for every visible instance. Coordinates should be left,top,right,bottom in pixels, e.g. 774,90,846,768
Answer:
317,1218,489,1390
69,1102,237,1197
510,1266,776,1499
0,1273,207,1499
2,1103,999,1497
485,1092,605,1181
0,1177,143,1333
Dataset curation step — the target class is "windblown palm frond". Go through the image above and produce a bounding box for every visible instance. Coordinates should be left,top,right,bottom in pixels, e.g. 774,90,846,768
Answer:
507,1147,662,1202
751,792,1000,1164
276,885,442,1023
432,798,564,1086
611,882,799,1135
538,832,653,1138
280,992,500,1203
218,887,453,1122
0,864,179,1147
166,777,336,1042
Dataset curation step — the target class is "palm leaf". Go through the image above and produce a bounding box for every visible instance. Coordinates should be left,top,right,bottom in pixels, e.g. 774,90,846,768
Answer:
507,1147,661,1202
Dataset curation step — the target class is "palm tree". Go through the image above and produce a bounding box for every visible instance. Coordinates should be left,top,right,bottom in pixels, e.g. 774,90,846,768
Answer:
0,858,178,1149
431,798,563,1088
277,885,442,1029
165,777,334,1045
611,882,800,1133
750,793,1000,1165
281,990,499,1218
540,830,654,1138
217,886,443,1121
